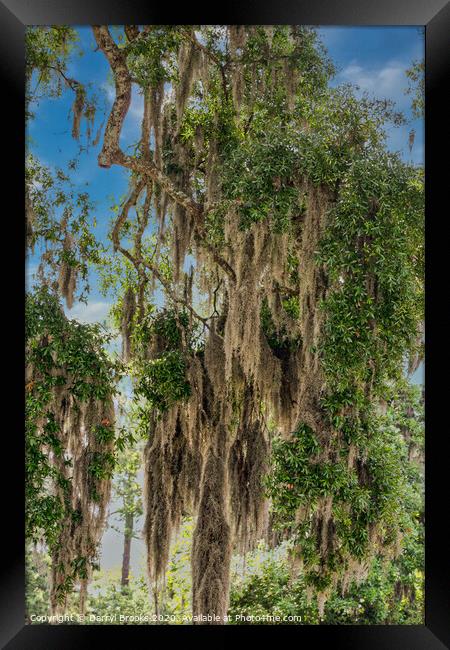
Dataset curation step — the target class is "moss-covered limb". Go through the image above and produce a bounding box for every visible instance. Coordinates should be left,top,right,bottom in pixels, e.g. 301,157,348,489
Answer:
122,153,204,222
139,308,205,592
191,426,232,624
93,26,204,225
108,204,213,350
26,287,120,613
139,315,273,617
228,417,270,555
181,27,229,102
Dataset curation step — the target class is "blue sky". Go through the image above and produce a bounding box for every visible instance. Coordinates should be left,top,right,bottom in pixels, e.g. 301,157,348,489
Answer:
319,26,424,162
27,25,424,574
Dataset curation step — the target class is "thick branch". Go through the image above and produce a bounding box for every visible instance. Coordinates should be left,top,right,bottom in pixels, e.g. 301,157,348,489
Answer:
124,26,140,42
141,90,152,158
47,65,81,92
121,154,203,222
123,25,153,52
92,25,132,168
111,179,146,252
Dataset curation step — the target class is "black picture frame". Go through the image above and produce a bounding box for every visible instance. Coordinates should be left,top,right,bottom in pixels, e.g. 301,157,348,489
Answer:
2,1,449,647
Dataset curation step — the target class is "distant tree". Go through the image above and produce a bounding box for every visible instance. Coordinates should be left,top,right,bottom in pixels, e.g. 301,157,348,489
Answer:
109,447,143,588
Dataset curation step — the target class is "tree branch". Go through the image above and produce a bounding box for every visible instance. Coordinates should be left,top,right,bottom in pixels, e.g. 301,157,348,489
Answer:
124,26,140,42
93,24,237,285
47,65,81,92
112,182,211,331
111,178,146,253
142,257,211,331
121,153,204,222
92,25,132,169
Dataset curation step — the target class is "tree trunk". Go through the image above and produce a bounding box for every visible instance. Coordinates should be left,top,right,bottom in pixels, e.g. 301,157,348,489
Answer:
121,511,134,587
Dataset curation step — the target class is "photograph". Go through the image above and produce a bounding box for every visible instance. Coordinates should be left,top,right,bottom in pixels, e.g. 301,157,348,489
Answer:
24,23,426,628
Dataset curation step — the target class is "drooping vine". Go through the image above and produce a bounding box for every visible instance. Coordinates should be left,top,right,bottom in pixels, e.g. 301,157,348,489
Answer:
26,287,120,612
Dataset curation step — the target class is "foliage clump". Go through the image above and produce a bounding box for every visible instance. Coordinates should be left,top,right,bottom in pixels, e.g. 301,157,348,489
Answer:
26,286,119,612
267,382,424,614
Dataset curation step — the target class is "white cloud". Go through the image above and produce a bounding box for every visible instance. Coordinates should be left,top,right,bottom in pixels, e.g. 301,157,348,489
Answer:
337,59,410,108
67,300,111,324
333,58,424,164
